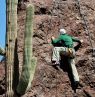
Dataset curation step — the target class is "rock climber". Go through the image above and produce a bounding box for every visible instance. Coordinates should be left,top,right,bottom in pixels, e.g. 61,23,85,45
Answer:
51,28,83,90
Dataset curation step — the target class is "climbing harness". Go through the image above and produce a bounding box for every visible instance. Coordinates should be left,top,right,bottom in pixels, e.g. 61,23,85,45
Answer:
68,48,75,58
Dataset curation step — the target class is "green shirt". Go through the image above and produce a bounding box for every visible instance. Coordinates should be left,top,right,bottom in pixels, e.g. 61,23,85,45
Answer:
52,34,80,48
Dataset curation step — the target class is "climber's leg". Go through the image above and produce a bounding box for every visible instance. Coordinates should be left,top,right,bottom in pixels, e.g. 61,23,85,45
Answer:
68,58,79,82
52,47,62,64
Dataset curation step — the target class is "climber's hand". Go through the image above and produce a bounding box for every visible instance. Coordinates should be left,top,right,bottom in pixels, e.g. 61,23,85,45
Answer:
80,39,83,43
51,36,55,40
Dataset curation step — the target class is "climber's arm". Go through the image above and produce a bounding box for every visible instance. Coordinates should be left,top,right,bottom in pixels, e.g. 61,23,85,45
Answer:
72,37,81,43
72,37,83,51
51,36,61,45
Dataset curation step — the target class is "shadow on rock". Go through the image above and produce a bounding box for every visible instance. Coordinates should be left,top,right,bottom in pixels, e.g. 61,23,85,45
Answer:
60,56,77,92
52,56,77,92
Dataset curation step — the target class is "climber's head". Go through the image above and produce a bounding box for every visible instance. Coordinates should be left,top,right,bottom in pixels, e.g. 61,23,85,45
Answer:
60,29,66,35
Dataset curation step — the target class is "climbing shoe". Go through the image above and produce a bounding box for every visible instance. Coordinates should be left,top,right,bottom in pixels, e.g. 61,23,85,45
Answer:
55,61,60,65
74,81,79,89
52,60,60,66
73,81,80,93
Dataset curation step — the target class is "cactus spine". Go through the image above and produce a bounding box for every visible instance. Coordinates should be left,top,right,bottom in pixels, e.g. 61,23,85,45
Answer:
6,0,18,96
16,4,37,95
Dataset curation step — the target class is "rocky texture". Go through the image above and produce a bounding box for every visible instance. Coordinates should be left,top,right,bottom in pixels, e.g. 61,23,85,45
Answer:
0,0,95,97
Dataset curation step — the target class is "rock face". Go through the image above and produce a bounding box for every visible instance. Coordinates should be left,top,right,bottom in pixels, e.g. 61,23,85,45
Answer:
0,0,95,97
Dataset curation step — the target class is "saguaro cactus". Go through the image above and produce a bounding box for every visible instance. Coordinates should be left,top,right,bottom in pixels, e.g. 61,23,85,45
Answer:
6,0,18,96
6,1,36,96
16,4,37,95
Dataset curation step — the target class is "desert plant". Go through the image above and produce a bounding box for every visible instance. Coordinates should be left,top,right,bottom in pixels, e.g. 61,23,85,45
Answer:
6,1,36,96
6,0,18,96
16,4,37,95
0,47,5,56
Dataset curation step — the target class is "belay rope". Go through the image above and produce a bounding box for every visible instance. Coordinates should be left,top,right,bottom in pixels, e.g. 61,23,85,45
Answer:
75,0,95,67
75,0,95,88
75,0,95,56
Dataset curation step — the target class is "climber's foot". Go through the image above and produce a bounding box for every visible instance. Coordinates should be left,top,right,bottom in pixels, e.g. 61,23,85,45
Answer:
52,60,60,66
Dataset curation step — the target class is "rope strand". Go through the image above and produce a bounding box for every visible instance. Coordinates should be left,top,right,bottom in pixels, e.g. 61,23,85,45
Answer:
75,0,94,56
